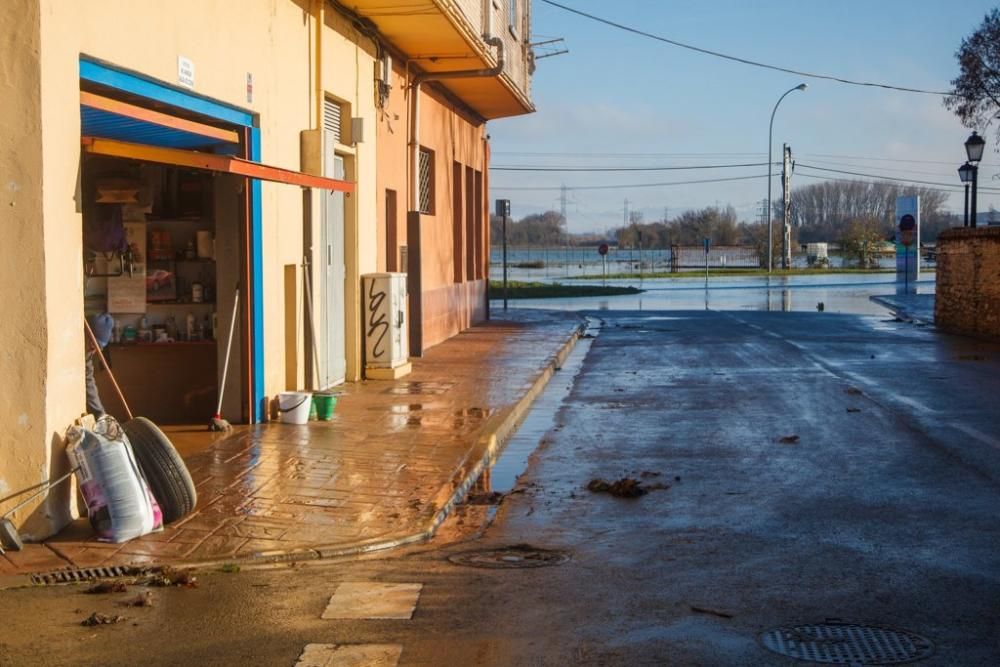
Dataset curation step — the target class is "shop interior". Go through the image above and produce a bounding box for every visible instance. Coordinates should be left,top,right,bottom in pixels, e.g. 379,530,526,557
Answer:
82,156,246,427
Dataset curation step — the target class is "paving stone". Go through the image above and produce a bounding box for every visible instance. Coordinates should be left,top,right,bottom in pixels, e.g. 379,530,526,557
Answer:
321,582,423,620
19,312,580,574
295,643,402,667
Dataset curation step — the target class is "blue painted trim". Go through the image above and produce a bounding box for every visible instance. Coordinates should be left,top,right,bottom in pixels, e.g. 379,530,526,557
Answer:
79,58,254,127
79,56,265,423
249,128,266,423
80,106,233,149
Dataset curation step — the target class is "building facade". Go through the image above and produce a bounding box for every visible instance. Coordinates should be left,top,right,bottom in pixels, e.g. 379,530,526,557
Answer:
0,0,533,539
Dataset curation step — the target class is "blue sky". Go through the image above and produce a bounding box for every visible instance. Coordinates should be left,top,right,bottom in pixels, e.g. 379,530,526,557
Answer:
488,1,1000,232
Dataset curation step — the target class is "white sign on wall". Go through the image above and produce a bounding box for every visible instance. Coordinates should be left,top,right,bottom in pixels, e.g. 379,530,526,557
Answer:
108,222,147,314
178,56,195,88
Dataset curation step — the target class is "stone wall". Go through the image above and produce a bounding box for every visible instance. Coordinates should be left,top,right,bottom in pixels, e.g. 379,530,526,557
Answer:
935,227,1000,338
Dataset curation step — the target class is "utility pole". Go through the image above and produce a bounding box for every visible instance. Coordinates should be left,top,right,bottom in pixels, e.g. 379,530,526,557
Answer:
560,184,569,276
560,184,568,228
781,144,793,270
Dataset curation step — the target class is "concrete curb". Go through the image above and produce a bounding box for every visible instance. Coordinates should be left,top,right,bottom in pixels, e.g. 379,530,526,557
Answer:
187,317,585,567
870,295,935,325
1,317,585,587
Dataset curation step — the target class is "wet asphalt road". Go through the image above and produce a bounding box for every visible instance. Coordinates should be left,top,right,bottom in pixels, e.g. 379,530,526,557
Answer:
2,310,1000,666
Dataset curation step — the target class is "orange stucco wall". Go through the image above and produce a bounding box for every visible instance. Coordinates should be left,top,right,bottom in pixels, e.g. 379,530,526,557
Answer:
376,59,490,351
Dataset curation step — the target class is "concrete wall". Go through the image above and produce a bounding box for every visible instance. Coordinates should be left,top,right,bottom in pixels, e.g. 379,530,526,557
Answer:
1,0,377,537
0,0,63,538
936,227,1000,339
376,57,489,353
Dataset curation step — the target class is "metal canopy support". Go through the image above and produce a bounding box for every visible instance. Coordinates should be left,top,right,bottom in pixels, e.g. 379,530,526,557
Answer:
81,136,356,193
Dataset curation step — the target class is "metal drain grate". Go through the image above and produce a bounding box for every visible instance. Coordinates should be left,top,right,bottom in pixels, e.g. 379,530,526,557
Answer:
30,565,144,586
448,545,569,569
760,622,934,665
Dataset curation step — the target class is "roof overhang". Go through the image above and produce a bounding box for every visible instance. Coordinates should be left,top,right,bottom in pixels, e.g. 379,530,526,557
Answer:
345,0,533,119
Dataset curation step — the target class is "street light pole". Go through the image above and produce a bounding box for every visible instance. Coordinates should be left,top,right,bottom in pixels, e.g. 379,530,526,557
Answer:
964,183,970,227
767,83,807,273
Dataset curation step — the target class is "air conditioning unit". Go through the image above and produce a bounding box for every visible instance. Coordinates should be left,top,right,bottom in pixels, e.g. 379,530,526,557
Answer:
362,273,411,380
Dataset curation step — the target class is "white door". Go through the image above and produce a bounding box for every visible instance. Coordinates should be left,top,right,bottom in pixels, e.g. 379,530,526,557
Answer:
322,153,346,386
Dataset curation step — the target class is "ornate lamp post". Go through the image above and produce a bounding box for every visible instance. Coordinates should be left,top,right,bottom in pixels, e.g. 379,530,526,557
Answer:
964,131,985,228
958,162,974,227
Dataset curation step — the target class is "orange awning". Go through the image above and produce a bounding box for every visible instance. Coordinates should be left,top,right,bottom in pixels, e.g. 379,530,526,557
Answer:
81,136,354,192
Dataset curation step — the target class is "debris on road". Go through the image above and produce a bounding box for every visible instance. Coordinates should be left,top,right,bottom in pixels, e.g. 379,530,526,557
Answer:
120,592,154,608
777,435,800,444
466,491,505,505
845,387,864,396
139,566,197,588
639,471,661,478
690,605,734,619
587,478,647,498
84,581,128,595
847,407,861,413
81,612,126,627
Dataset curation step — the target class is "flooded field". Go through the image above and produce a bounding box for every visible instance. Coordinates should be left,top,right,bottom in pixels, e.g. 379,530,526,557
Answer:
491,272,935,316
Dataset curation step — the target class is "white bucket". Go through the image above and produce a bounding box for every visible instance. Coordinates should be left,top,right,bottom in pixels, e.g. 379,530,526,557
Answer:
277,391,312,424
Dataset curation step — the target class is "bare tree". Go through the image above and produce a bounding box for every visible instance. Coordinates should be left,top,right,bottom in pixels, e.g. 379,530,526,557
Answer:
945,9,1000,146
790,180,950,242
840,217,885,268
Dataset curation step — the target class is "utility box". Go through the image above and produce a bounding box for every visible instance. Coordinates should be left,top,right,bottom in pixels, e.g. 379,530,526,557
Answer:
362,273,411,380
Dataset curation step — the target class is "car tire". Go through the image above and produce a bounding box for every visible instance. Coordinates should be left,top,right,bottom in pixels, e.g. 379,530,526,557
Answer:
123,417,197,524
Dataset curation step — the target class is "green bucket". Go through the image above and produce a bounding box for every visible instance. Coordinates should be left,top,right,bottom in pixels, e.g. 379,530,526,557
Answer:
312,392,337,421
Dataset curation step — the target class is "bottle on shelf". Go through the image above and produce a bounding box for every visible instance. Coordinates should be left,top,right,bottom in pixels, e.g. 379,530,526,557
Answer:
185,312,196,341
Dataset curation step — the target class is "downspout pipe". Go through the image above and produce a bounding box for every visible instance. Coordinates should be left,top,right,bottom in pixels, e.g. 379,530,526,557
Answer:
408,36,504,211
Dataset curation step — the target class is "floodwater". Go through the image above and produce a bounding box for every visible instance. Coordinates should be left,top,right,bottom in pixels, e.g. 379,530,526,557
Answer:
486,319,597,494
492,272,935,316
489,247,929,282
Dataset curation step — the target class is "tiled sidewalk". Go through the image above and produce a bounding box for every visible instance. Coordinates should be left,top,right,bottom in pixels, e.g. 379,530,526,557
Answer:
0,310,582,578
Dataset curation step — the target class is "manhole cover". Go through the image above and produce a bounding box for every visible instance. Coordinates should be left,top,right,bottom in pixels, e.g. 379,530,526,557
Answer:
448,545,569,569
760,622,934,665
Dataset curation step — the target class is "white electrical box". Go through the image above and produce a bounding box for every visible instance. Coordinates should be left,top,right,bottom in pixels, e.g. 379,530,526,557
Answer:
362,273,411,379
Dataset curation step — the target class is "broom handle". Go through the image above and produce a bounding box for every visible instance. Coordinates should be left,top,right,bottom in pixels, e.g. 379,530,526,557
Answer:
216,286,240,416
84,318,133,421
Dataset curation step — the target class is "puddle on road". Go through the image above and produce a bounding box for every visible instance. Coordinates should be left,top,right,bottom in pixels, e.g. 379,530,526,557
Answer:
483,318,599,495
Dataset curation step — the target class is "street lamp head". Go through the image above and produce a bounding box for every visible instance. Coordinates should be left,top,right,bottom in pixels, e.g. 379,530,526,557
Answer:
795,83,808,91
965,131,986,163
958,162,975,183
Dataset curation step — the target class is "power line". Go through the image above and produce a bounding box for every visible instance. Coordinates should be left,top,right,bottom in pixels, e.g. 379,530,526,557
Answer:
802,152,997,167
489,162,769,172
491,173,770,192
794,173,1000,197
796,163,1000,192
539,0,952,96
491,150,766,158
802,158,979,179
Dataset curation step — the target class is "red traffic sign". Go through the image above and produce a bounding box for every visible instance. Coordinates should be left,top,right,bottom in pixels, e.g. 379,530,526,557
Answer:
598,243,609,256
899,214,916,247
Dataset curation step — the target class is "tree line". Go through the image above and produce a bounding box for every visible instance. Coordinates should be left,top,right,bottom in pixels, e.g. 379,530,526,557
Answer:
491,178,963,254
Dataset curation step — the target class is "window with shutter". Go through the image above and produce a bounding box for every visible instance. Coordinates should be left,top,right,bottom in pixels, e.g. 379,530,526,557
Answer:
419,148,435,214
323,98,343,144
